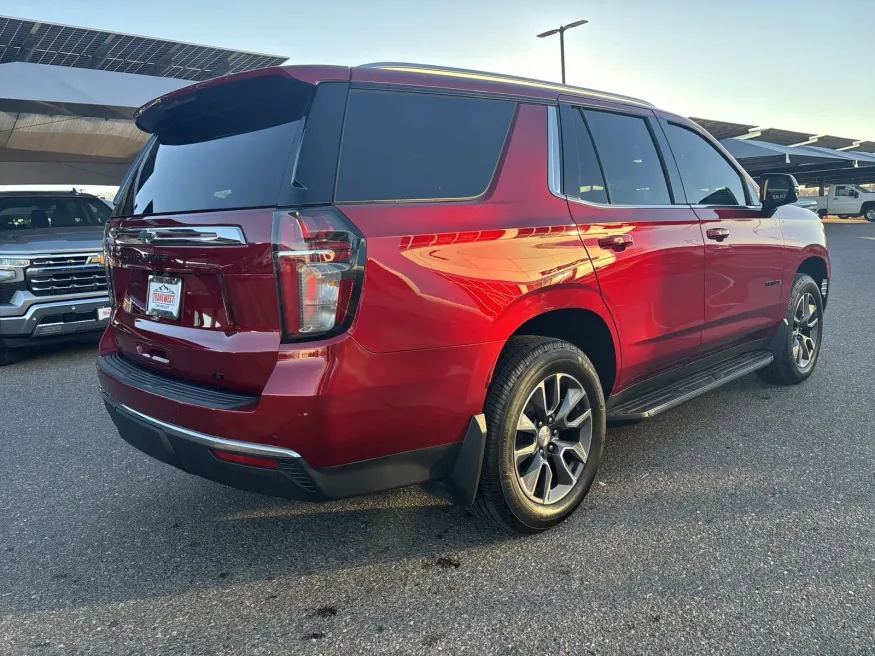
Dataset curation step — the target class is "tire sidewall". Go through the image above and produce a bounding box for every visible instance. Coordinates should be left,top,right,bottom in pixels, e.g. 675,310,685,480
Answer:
493,347,605,531
780,276,824,382
865,207,875,222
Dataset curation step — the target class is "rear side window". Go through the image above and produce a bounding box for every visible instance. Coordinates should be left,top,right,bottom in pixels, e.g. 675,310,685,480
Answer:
662,122,747,206
336,90,515,202
582,110,671,206
560,105,608,204
130,75,314,216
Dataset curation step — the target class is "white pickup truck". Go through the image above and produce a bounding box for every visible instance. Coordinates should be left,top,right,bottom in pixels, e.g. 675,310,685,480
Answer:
811,184,875,221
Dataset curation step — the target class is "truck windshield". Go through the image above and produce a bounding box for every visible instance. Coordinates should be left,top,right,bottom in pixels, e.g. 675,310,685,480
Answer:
0,196,111,231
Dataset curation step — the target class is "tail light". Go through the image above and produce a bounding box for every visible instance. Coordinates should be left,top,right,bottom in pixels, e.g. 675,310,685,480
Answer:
273,207,365,341
103,223,117,308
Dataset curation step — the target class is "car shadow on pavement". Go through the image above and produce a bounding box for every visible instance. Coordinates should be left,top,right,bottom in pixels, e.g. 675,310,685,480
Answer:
7,479,513,613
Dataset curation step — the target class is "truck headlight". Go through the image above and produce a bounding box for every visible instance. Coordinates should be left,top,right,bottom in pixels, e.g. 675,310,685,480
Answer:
0,269,16,282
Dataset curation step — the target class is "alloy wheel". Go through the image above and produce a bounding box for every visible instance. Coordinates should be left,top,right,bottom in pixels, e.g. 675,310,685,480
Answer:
791,292,820,370
866,207,875,222
514,373,592,505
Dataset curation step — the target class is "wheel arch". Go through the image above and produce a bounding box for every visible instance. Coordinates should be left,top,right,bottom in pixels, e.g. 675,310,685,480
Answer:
796,254,829,308
483,286,621,399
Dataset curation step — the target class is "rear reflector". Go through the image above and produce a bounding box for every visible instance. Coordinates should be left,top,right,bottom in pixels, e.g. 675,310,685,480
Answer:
212,450,279,469
274,207,364,341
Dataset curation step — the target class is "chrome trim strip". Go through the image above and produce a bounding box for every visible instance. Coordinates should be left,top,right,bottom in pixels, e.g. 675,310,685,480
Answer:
547,106,562,196
276,249,334,258
113,226,247,246
565,196,681,210
0,295,109,320
115,402,302,460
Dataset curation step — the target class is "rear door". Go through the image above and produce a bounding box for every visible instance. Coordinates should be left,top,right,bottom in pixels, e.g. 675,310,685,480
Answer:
657,117,785,353
107,71,347,394
559,100,705,389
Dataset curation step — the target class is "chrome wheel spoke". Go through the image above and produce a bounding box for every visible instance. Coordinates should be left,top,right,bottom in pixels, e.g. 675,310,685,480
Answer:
555,387,586,428
529,382,549,420
520,453,545,497
514,440,538,465
540,460,553,504
517,412,537,434
550,452,578,486
557,439,588,465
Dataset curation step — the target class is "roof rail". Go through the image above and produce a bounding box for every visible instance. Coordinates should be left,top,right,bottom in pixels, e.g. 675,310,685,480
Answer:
359,62,654,108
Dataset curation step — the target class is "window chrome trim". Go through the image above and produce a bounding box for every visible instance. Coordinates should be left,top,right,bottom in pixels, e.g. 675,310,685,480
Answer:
547,106,562,196
113,400,302,460
112,226,247,246
565,196,679,210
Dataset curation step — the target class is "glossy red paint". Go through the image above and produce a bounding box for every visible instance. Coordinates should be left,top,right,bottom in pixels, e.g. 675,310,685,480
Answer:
567,204,705,390
695,207,786,354
101,63,830,478
341,104,608,354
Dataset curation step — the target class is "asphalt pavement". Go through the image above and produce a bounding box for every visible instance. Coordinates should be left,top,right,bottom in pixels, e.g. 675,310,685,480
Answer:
2,223,874,655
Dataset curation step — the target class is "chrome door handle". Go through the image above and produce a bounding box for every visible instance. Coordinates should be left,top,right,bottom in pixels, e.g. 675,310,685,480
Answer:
706,228,729,242
598,235,633,252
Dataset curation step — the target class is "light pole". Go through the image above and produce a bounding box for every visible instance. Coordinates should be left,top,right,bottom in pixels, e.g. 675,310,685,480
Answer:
536,19,588,84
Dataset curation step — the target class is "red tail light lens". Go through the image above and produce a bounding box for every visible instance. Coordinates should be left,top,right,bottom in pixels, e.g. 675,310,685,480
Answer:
274,207,364,341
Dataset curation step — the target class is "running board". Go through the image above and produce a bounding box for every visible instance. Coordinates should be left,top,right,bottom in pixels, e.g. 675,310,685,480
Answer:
607,351,774,421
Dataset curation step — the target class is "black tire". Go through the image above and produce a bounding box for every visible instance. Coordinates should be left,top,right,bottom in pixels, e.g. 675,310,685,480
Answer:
0,341,19,367
863,205,875,222
757,274,823,385
473,336,606,534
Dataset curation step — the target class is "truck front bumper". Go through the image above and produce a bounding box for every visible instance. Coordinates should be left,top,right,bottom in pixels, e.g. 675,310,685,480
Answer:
0,296,111,345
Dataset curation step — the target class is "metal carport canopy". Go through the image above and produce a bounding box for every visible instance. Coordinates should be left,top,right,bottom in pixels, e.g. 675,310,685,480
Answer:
722,138,875,186
0,62,188,186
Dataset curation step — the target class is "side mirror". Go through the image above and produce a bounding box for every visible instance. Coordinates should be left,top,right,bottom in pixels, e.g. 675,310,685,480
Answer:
759,173,799,213
853,190,860,198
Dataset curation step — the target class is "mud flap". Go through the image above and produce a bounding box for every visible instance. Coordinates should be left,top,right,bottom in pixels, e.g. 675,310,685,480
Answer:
445,414,487,507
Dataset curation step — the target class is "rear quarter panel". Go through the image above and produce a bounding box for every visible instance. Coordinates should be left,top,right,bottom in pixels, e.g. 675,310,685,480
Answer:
339,102,616,402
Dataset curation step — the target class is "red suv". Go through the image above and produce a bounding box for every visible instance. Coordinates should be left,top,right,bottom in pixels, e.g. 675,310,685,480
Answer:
98,63,829,533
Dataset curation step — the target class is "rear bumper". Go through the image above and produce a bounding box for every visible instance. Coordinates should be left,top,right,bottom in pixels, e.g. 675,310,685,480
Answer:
102,392,465,501
0,296,110,344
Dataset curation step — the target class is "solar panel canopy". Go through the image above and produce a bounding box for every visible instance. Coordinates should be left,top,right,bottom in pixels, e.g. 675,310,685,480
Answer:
0,15,287,81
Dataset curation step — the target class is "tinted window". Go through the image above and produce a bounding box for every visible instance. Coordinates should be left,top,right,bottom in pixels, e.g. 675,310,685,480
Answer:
560,105,608,204
336,90,514,202
663,122,747,206
583,110,671,206
131,76,312,216
0,197,108,231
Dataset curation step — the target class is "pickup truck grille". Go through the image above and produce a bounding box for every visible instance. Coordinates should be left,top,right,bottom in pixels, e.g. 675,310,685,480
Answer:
26,255,107,297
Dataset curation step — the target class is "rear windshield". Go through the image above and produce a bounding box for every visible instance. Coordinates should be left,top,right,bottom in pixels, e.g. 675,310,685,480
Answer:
126,75,313,216
0,196,110,231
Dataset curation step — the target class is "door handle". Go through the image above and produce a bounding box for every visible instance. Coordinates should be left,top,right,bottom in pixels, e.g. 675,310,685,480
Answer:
706,228,730,242
598,235,633,252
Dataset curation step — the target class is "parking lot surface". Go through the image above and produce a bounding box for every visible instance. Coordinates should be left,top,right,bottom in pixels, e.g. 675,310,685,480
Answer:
2,223,874,655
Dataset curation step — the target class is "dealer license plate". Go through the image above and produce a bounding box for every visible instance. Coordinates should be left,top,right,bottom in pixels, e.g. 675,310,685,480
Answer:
146,275,182,320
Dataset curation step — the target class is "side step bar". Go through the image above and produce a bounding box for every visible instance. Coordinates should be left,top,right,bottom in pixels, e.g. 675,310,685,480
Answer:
607,350,774,421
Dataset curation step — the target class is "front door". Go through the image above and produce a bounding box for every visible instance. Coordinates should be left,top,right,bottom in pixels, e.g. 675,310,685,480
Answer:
832,185,858,215
559,102,705,389
657,117,785,354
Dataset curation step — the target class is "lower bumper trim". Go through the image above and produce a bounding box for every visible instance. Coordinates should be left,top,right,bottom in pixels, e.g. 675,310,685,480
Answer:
113,400,301,460
103,394,465,502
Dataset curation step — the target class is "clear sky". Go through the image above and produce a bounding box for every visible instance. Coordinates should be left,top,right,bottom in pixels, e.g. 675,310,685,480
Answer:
4,0,875,140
